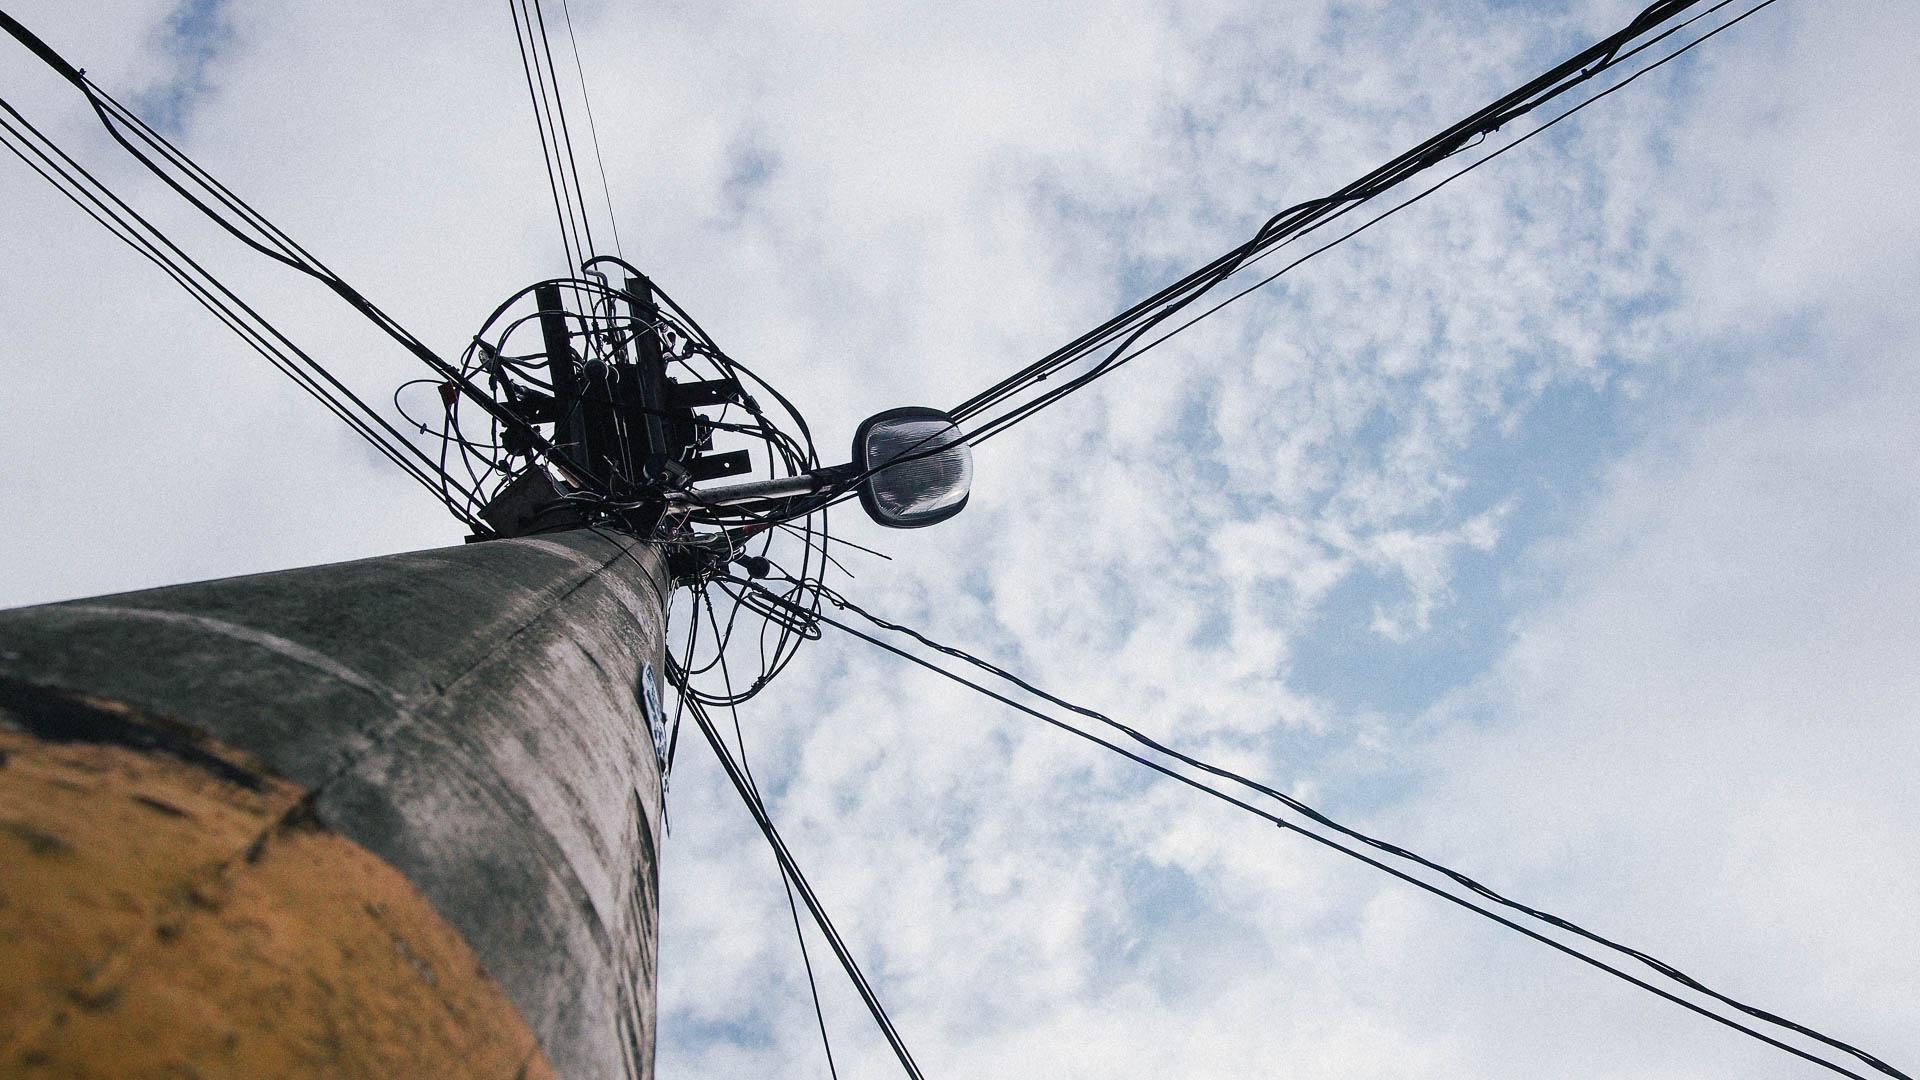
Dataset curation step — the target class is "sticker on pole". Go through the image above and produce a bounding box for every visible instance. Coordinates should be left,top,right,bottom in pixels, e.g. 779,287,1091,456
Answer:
641,661,668,772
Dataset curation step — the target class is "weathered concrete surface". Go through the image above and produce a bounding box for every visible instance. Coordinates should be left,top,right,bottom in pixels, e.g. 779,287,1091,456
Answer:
0,530,668,1080
0,701,558,1079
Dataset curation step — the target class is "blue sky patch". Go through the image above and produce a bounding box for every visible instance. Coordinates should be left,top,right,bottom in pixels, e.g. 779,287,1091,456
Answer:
132,0,231,136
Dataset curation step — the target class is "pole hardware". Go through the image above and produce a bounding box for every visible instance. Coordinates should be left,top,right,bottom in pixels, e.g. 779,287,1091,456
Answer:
668,408,973,529
463,265,975,546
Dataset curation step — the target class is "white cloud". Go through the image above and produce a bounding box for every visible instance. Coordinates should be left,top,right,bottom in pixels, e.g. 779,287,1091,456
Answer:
4,0,1916,1077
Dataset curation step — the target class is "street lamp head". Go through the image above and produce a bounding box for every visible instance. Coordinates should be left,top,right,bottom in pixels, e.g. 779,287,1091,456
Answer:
671,405,973,531
854,407,973,529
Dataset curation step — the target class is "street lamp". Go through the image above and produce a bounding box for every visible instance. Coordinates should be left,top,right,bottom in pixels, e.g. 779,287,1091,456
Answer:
686,407,974,529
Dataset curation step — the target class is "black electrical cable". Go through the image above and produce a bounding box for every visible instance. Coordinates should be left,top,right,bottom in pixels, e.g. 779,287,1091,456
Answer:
508,0,581,273
528,0,599,263
636,527,825,713
780,869,842,1080
658,581,704,830
941,0,1746,449
709,606,842,1080
962,0,1781,449
700,0,1787,533
685,695,927,1080
768,0,1776,514
0,96,487,526
729,578,1909,1080
812,574,1907,1075
558,0,624,261
0,9,571,495
954,0,1751,444
515,0,589,268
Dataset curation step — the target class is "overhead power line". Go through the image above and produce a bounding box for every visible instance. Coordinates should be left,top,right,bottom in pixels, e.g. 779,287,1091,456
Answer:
509,0,604,274
557,0,625,262
758,0,1783,530
731,576,1911,1080
686,692,926,1080
0,90,487,526
507,0,624,273
943,0,1771,451
704,603,843,1080
1036,0,1784,406
0,8,573,518
510,0,587,274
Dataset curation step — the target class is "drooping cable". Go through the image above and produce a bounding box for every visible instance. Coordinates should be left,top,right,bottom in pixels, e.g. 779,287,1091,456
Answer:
728,577,1909,1080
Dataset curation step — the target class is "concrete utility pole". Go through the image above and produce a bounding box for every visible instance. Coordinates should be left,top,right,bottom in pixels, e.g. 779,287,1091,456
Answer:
0,528,668,1080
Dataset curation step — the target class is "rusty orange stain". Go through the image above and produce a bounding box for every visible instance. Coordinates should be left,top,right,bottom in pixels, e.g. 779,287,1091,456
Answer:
0,717,556,1079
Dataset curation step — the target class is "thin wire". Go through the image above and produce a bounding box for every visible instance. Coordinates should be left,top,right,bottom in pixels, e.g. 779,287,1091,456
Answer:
558,0,625,260
686,695,927,1080
738,579,1908,1080
708,593,841,1080
529,0,598,261
781,871,842,1080
509,0,581,273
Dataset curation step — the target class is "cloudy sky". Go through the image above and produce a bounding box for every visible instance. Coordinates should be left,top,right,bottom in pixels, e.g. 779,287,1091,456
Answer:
3,0,1917,1077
